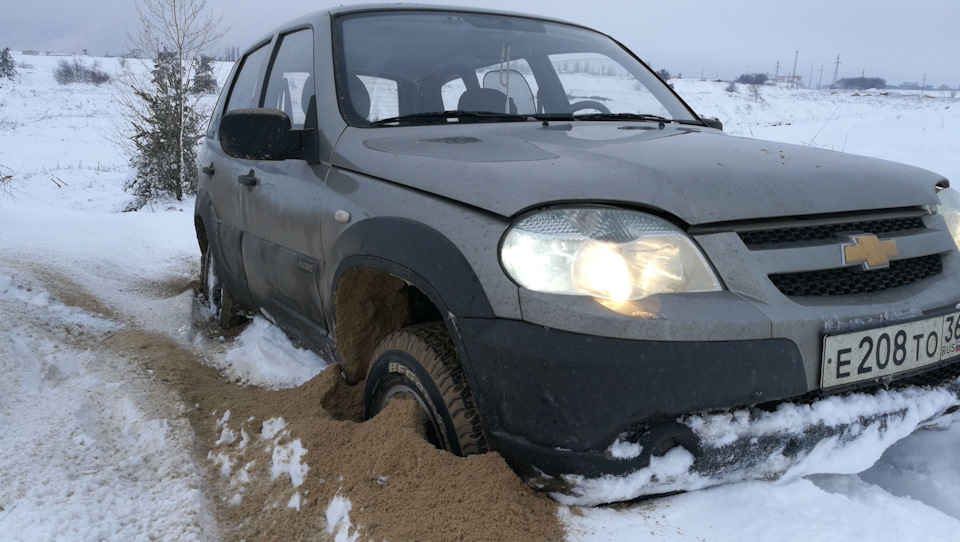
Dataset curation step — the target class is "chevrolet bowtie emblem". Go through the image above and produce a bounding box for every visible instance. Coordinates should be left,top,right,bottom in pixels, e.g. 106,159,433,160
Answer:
842,234,898,270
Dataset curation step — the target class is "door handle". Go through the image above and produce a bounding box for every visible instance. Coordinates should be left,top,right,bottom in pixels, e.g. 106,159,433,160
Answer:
202,163,215,176
237,169,258,186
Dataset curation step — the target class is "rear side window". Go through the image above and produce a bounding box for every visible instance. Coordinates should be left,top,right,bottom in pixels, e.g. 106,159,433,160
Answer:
262,29,314,128
225,44,270,113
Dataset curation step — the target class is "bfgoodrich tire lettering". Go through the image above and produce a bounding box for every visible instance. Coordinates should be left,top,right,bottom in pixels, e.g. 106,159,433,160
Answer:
363,322,487,456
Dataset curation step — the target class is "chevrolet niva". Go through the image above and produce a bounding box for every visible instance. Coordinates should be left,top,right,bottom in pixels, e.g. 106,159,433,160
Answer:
195,4,960,502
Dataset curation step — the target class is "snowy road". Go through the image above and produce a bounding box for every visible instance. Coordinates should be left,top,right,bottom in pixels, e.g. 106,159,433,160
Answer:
0,270,217,540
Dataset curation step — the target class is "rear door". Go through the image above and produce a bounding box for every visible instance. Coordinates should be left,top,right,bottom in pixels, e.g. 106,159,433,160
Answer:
201,42,271,302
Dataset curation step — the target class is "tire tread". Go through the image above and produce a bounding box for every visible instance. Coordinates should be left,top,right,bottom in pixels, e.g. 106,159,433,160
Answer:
370,322,487,455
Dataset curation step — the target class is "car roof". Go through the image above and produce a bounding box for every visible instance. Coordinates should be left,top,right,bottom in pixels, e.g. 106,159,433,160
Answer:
326,3,582,27
246,3,593,49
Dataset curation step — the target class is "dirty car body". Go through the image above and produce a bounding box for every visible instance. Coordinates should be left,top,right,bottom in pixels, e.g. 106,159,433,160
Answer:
195,4,960,502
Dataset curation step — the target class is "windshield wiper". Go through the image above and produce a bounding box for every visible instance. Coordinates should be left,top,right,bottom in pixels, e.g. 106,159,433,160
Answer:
571,113,673,123
367,110,678,127
369,110,529,126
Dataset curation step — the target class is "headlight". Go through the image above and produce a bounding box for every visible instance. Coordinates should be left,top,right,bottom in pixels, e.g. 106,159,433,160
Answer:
500,208,722,302
936,185,960,250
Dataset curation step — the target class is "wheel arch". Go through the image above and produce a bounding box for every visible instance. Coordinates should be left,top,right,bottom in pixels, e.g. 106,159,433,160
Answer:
194,193,214,257
193,193,253,311
328,217,495,383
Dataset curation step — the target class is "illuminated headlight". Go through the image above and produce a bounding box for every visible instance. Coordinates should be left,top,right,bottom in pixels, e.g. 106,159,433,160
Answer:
936,185,960,250
500,208,722,302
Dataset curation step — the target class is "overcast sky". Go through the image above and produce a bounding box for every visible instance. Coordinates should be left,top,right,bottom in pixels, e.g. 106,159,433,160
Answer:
3,0,958,86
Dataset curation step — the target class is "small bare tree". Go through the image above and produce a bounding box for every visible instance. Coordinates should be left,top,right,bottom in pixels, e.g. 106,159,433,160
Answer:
115,0,224,208
0,163,13,198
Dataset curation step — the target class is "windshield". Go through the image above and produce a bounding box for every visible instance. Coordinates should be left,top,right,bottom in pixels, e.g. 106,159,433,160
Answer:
333,10,700,126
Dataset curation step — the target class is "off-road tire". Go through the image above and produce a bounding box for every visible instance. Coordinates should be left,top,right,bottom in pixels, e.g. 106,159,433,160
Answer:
363,322,487,456
201,249,246,329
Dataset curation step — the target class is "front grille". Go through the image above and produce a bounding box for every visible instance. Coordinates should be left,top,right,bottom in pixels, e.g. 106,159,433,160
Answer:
770,254,943,296
901,360,960,389
739,216,926,247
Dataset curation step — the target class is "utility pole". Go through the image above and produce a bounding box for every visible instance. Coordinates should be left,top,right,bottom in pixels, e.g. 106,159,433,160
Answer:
818,65,824,90
791,50,799,87
808,63,814,89
774,60,780,84
831,55,841,87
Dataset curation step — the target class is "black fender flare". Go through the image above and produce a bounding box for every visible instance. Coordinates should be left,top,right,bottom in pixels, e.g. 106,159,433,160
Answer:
194,192,214,249
327,216,496,321
194,193,252,308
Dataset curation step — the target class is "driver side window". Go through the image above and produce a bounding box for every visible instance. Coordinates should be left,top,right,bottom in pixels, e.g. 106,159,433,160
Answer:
210,43,269,138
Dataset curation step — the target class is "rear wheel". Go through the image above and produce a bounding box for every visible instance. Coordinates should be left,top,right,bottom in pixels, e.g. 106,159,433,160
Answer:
201,249,246,329
363,322,486,456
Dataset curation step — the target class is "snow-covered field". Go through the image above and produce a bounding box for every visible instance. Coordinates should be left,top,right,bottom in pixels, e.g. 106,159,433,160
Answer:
1,53,959,541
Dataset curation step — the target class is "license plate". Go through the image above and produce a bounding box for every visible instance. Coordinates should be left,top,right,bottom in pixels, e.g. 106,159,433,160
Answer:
822,311,960,388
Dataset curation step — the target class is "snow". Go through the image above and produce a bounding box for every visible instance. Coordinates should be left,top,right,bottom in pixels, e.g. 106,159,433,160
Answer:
325,494,360,542
0,271,218,540
607,437,643,460
561,474,960,542
2,52,960,540
270,437,309,488
220,316,329,388
558,384,959,507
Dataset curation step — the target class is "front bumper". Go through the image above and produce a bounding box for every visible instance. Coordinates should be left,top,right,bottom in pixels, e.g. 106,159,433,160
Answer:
456,317,960,503
457,318,806,466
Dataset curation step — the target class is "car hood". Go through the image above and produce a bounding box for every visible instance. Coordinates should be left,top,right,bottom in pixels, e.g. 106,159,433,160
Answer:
332,122,944,224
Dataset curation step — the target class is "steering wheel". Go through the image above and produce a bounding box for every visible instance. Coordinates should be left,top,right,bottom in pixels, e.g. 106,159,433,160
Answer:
565,100,611,114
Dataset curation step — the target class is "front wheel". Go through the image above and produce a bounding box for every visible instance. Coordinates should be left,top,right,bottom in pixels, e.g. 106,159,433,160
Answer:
363,322,487,456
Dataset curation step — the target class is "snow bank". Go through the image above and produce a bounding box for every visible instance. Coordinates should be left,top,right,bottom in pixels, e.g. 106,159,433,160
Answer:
556,380,959,506
218,317,329,388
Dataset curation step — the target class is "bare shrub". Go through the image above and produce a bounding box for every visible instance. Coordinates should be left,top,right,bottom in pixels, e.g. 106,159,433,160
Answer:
0,164,13,197
53,58,111,85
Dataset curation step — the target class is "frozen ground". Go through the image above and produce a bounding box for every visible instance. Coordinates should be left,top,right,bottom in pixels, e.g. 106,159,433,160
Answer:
1,53,959,541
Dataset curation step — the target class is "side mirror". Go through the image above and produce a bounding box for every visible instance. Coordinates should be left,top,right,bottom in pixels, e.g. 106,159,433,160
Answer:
701,116,723,131
219,108,298,160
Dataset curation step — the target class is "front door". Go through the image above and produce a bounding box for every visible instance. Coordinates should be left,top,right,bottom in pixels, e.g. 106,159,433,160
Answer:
238,28,332,335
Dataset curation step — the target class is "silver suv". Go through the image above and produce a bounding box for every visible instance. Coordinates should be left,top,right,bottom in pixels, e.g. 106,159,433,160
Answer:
196,5,960,499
